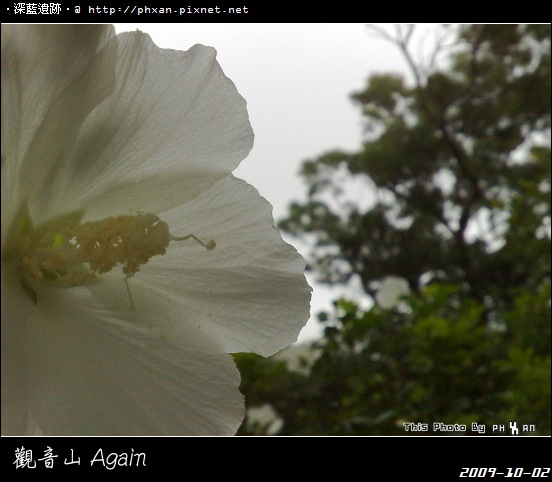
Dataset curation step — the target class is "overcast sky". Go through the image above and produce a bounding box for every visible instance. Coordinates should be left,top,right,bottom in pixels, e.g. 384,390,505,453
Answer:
114,23,416,342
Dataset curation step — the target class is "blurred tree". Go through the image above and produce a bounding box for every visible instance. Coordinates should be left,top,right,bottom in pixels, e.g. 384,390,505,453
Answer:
236,24,551,435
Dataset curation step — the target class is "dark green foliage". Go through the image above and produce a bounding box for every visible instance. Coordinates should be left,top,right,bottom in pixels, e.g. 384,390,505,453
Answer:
237,282,550,435
237,25,551,435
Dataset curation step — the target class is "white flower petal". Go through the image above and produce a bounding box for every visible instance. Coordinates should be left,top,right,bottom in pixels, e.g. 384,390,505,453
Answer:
23,285,244,435
1,265,34,435
48,32,253,222
1,25,116,226
132,175,312,357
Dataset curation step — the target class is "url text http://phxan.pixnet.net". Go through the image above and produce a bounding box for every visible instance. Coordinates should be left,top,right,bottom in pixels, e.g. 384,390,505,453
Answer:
84,5,249,15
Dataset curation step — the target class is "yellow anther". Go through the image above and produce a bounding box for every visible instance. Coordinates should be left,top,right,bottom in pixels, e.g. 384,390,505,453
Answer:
52,232,64,247
2,203,216,306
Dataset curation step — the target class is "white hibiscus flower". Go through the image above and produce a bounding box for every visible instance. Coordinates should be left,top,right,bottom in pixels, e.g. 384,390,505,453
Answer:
245,404,284,435
1,25,311,435
375,276,410,309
